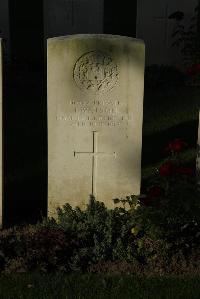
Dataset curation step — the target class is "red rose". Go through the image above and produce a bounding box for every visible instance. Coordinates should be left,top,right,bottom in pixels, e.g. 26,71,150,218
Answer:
165,138,187,153
159,161,175,176
175,167,194,176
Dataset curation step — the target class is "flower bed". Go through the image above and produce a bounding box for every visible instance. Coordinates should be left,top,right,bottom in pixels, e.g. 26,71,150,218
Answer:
0,139,199,276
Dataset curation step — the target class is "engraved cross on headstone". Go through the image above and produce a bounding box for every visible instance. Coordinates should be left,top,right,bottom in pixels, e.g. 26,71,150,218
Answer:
155,3,172,45
74,131,116,197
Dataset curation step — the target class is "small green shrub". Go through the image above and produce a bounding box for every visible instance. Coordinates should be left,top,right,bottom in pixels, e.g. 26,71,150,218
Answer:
43,197,138,271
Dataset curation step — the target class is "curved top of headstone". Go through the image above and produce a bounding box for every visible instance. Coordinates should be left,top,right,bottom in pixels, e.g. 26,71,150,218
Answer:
47,34,144,44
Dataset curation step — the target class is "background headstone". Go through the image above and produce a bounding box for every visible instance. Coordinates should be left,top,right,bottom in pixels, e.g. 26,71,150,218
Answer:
197,111,200,184
48,34,145,215
44,0,104,39
104,1,137,37
137,0,198,66
0,40,2,226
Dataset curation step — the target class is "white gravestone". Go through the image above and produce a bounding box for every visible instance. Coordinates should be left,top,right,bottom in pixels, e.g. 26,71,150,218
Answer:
48,34,145,216
197,111,200,185
137,0,198,66
44,0,104,39
0,40,2,226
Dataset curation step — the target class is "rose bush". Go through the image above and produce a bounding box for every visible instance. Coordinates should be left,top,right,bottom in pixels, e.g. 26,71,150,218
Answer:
165,138,187,154
127,139,200,257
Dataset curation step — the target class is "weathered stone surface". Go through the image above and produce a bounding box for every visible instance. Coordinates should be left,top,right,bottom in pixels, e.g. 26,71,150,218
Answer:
48,34,145,216
0,40,2,226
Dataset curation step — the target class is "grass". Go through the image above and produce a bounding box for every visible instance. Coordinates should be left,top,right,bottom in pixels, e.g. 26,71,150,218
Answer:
143,86,200,135
142,147,197,180
141,86,199,181
0,273,200,299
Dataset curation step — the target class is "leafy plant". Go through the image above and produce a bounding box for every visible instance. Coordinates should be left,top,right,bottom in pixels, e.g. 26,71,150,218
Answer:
118,139,200,258
51,196,138,270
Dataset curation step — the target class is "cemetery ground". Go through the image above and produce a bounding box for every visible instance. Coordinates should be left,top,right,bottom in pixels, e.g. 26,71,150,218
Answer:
0,273,200,299
142,83,199,181
1,68,200,298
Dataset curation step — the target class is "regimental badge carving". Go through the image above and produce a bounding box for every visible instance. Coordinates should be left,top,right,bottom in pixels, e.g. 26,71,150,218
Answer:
73,51,119,93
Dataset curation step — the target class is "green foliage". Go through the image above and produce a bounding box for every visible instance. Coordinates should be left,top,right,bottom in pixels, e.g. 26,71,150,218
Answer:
0,139,199,275
50,195,138,270
0,197,137,274
0,226,78,274
119,139,200,259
